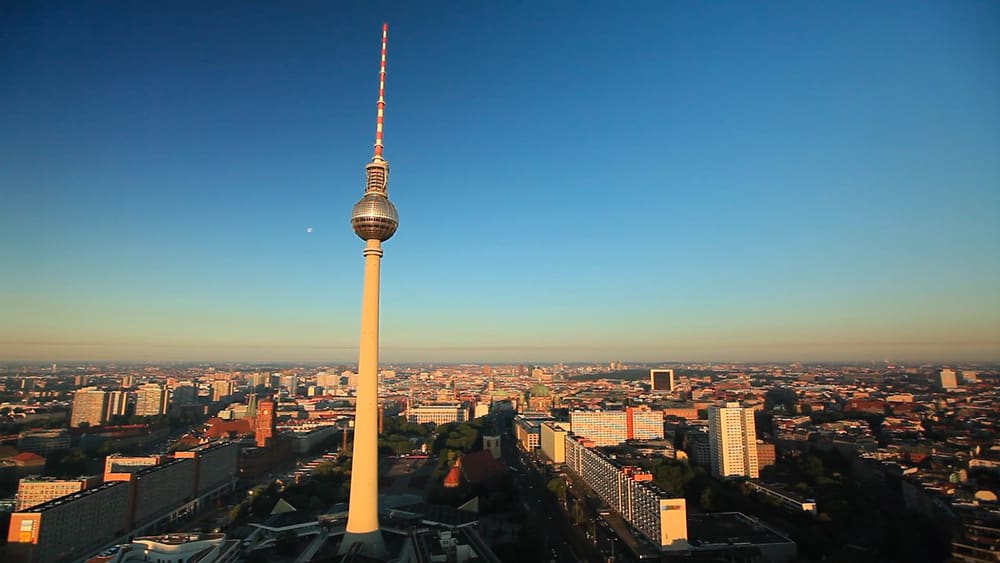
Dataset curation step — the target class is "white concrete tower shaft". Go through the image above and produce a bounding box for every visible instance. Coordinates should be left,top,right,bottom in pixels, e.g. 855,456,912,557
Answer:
341,22,396,559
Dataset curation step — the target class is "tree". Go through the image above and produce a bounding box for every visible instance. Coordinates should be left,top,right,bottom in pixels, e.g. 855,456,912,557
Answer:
699,488,715,511
802,455,825,482
547,478,567,506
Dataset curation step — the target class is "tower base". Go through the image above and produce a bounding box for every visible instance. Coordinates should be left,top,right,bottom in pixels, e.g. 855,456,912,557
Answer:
338,529,386,559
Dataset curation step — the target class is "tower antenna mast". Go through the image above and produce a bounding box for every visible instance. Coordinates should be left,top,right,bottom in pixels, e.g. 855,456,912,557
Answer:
373,23,388,159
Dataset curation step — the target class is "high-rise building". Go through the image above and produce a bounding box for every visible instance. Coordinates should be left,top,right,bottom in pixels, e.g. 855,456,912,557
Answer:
104,390,129,421
341,23,399,557
211,380,235,403
70,387,108,428
570,407,664,446
708,402,759,479
650,369,675,392
939,368,958,389
135,383,169,417
170,384,197,413
280,373,299,396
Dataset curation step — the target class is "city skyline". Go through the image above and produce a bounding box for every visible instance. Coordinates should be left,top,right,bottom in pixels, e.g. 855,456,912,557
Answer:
2,3,998,364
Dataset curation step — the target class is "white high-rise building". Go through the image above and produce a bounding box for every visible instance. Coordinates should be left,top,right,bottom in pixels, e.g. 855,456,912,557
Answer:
708,402,759,479
71,387,108,428
135,383,169,416
570,407,663,446
939,368,958,389
104,390,129,421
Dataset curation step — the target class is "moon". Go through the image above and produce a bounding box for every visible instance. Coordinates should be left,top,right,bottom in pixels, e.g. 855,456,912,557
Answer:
306,227,313,233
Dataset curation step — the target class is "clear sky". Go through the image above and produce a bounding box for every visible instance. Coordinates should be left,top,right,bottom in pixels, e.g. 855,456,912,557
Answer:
2,1,998,364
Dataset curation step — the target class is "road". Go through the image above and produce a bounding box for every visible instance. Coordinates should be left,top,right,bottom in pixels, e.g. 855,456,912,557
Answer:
501,434,605,563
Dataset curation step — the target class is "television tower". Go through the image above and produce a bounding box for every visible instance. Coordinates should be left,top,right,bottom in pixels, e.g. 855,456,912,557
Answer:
340,23,398,558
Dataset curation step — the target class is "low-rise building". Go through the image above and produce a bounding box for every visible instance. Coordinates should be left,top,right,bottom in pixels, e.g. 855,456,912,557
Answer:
406,403,467,426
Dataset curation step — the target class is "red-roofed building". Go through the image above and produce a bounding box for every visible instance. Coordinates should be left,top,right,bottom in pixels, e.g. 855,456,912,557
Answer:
443,458,463,488
205,418,253,439
459,450,506,487
12,452,45,476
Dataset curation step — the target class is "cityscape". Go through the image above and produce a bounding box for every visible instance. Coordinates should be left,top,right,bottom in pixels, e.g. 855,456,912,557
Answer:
2,3,998,563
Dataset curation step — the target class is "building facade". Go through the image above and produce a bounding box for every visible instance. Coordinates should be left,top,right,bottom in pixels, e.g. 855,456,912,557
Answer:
135,384,169,417
71,387,108,428
7,481,132,563
15,476,101,511
708,402,759,479
540,421,569,463
406,403,467,426
650,369,675,392
570,407,664,446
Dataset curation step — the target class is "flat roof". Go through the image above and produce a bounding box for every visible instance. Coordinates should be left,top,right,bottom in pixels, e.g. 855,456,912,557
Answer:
687,512,793,547
19,480,128,513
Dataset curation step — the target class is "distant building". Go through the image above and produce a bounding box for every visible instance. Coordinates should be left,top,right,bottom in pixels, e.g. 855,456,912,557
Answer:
256,398,276,448
11,453,46,477
406,403,467,426
747,481,817,515
211,380,235,403
16,476,102,511
71,387,108,427
514,414,553,451
105,390,129,420
686,427,712,466
170,384,198,413
650,369,675,392
17,429,70,456
570,407,663,446
135,384,169,417
939,368,958,389
708,402,759,479
756,440,777,470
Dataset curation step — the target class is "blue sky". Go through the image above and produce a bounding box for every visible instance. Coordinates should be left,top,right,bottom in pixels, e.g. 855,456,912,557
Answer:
1,1,998,363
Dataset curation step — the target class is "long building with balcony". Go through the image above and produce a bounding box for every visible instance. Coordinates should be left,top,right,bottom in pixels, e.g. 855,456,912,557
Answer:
570,407,663,446
6,440,240,563
564,434,688,551
7,481,132,563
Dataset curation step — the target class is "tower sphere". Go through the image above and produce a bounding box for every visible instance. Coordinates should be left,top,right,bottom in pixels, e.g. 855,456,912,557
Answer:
351,193,398,241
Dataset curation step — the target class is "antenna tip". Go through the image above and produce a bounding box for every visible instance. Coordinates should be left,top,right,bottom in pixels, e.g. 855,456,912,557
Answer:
383,22,388,32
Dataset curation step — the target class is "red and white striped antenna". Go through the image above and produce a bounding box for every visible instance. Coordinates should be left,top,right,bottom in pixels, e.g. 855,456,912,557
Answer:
373,23,388,159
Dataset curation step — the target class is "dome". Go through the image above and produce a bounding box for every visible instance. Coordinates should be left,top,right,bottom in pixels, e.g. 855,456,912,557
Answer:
351,193,398,241
529,384,551,397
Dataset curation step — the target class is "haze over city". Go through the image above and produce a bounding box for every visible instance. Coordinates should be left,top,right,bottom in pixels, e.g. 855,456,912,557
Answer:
2,2,998,363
